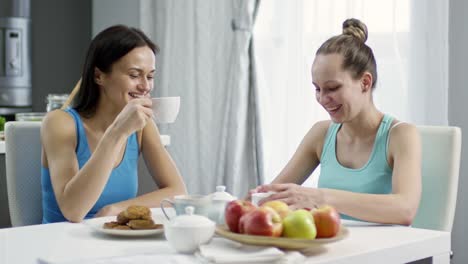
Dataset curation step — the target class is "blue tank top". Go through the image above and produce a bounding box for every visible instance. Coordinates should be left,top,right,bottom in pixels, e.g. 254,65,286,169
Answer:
318,114,394,220
41,108,139,223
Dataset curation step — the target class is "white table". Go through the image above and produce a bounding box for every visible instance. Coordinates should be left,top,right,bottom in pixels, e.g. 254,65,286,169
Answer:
0,209,450,264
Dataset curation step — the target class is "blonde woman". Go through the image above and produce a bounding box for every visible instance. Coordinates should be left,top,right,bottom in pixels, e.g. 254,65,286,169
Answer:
254,19,421,225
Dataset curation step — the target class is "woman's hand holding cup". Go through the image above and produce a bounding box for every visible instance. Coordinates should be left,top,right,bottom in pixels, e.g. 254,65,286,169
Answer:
112,98,153,137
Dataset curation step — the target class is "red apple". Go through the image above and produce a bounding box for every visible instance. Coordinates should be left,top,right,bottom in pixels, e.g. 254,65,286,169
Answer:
311,205,341,238
225,200,256,233
238,207,283,237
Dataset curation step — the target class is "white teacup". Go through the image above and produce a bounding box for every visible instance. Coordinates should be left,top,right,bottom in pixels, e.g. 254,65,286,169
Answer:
161,195,212,220
152,96,180,123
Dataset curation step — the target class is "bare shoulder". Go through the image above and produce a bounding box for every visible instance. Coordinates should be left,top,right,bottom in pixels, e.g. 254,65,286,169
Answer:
302,120,332,155
390,121,419,139
305,120,332,142
41,110,76,143
388,121,421,151
314,120,332,133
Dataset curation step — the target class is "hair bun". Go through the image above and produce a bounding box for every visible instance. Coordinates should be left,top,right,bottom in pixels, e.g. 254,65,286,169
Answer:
342,18,368,43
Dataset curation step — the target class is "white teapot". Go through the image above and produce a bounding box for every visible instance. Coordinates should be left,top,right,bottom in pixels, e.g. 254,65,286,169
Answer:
207,185,237,225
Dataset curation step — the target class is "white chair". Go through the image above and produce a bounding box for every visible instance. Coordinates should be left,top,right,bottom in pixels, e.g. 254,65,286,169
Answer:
5,121,43,226
412,126,462,232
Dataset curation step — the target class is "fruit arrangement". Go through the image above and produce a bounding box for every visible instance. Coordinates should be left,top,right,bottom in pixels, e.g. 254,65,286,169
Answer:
224,199,341,239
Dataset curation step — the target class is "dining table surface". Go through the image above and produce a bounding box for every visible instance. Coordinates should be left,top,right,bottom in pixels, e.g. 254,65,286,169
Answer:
0,208,450,264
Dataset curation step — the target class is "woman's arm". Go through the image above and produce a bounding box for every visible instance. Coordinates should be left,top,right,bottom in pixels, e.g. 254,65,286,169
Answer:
96,119,187,216
247,121,328,199
271,120,330,185
261,123,422,225
42,111,127,222
43,99,153,222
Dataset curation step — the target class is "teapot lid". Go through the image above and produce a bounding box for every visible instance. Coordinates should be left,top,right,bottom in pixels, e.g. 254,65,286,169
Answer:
169,206,214,227
211,185,236,201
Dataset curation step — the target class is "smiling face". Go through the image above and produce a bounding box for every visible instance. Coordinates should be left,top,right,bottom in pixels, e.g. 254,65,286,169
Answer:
95,46,156,111
312,53,371,123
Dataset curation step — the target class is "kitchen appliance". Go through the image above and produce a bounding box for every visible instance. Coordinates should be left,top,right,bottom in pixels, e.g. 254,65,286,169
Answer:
0,0,31,117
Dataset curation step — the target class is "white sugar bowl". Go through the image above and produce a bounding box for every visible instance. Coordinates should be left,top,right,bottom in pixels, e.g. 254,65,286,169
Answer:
164,206,215,254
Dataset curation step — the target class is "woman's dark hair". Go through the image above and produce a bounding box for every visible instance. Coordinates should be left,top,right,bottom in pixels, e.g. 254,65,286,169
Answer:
316,18,378,89
73,25,159,117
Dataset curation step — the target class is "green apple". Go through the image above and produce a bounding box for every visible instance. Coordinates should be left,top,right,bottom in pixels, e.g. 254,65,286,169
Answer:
282,209,317,239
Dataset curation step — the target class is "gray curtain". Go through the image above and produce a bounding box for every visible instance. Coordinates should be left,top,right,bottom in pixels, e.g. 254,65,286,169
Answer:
140,0,262,198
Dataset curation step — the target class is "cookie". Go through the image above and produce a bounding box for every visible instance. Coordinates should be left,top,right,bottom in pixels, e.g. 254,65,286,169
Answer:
125,205,151,220
127,219,157,230
103,221,120,229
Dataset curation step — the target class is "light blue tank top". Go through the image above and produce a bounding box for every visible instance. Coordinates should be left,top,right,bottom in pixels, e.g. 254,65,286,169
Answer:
318,114,394,220
41,108,139,223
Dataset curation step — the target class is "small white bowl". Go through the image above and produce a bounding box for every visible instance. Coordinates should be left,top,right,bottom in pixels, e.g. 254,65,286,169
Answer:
164,206,215,254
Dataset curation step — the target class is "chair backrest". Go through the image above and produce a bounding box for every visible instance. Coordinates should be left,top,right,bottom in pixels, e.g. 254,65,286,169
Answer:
5,121,43,226
412,126,462,232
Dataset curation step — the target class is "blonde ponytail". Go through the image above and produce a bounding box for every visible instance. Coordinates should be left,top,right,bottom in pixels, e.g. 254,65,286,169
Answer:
61,78,81,110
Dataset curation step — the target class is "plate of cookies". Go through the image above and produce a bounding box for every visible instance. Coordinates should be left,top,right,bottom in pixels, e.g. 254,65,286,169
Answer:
86,205,164,237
